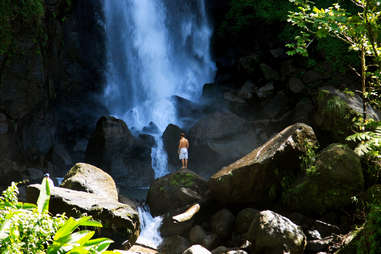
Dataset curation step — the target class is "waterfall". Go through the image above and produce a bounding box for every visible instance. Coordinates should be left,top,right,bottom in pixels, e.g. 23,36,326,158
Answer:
103,0,215,250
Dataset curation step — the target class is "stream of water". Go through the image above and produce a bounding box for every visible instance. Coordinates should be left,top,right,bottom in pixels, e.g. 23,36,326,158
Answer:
103,0,215,249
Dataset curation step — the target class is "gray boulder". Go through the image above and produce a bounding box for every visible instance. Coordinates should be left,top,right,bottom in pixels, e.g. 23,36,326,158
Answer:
209,123,317,206
26,184,139,249
247,210,306,254
60,162,119,201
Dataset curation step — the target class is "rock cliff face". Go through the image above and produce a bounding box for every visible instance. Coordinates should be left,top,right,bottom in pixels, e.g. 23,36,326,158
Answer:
0,0,107,190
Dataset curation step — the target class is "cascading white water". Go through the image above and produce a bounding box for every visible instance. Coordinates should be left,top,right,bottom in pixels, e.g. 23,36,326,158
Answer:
103,0,215,249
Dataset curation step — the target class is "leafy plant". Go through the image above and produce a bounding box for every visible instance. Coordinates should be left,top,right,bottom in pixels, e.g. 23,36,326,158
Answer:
0,179,120,254
0,180,65,254
300,140,319,176
286,0,381,119
357,203,381,254
346,120,381,157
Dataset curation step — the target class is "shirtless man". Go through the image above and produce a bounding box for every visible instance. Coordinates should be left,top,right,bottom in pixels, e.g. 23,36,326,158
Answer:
178,133,189,169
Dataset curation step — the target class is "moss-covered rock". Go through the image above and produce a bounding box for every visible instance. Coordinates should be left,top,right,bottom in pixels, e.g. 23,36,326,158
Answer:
147,169,210,217
283,143,364,215
314,87,381,141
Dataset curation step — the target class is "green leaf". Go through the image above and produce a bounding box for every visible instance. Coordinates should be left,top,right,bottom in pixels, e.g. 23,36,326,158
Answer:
84,238,114,251
49,230,94,254
37,177,51,213
15,202,37,210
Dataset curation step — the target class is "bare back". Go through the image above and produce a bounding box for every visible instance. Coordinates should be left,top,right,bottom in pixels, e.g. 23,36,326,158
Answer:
179,137,189,149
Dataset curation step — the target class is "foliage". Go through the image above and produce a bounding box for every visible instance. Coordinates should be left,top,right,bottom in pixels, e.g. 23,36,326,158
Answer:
0,181,65,254
0,179,119,254
316,37,359,73
0,0,45,55
300,140,319,176
357,203,381,254
286,0,381,113
346,120,381,157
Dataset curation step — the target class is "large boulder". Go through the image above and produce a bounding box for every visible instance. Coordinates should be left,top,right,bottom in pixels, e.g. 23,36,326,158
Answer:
314,87,381,141
163,124,185,169
209,123,317,206
147,169,210,217
283,143,364,215
246,210,306,254
188,111,262,177
60,163,118,201
26,184,139,249
85,116,154,200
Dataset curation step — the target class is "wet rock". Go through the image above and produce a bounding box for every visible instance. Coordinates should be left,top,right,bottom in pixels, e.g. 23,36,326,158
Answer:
172,96,205,121
142,121,160,134
209,123,317,206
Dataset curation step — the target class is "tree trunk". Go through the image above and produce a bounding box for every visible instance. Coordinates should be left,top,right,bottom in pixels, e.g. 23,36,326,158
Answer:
361,46,367,123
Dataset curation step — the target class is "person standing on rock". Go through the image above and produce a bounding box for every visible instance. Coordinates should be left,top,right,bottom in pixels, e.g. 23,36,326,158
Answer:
178,133,189,169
